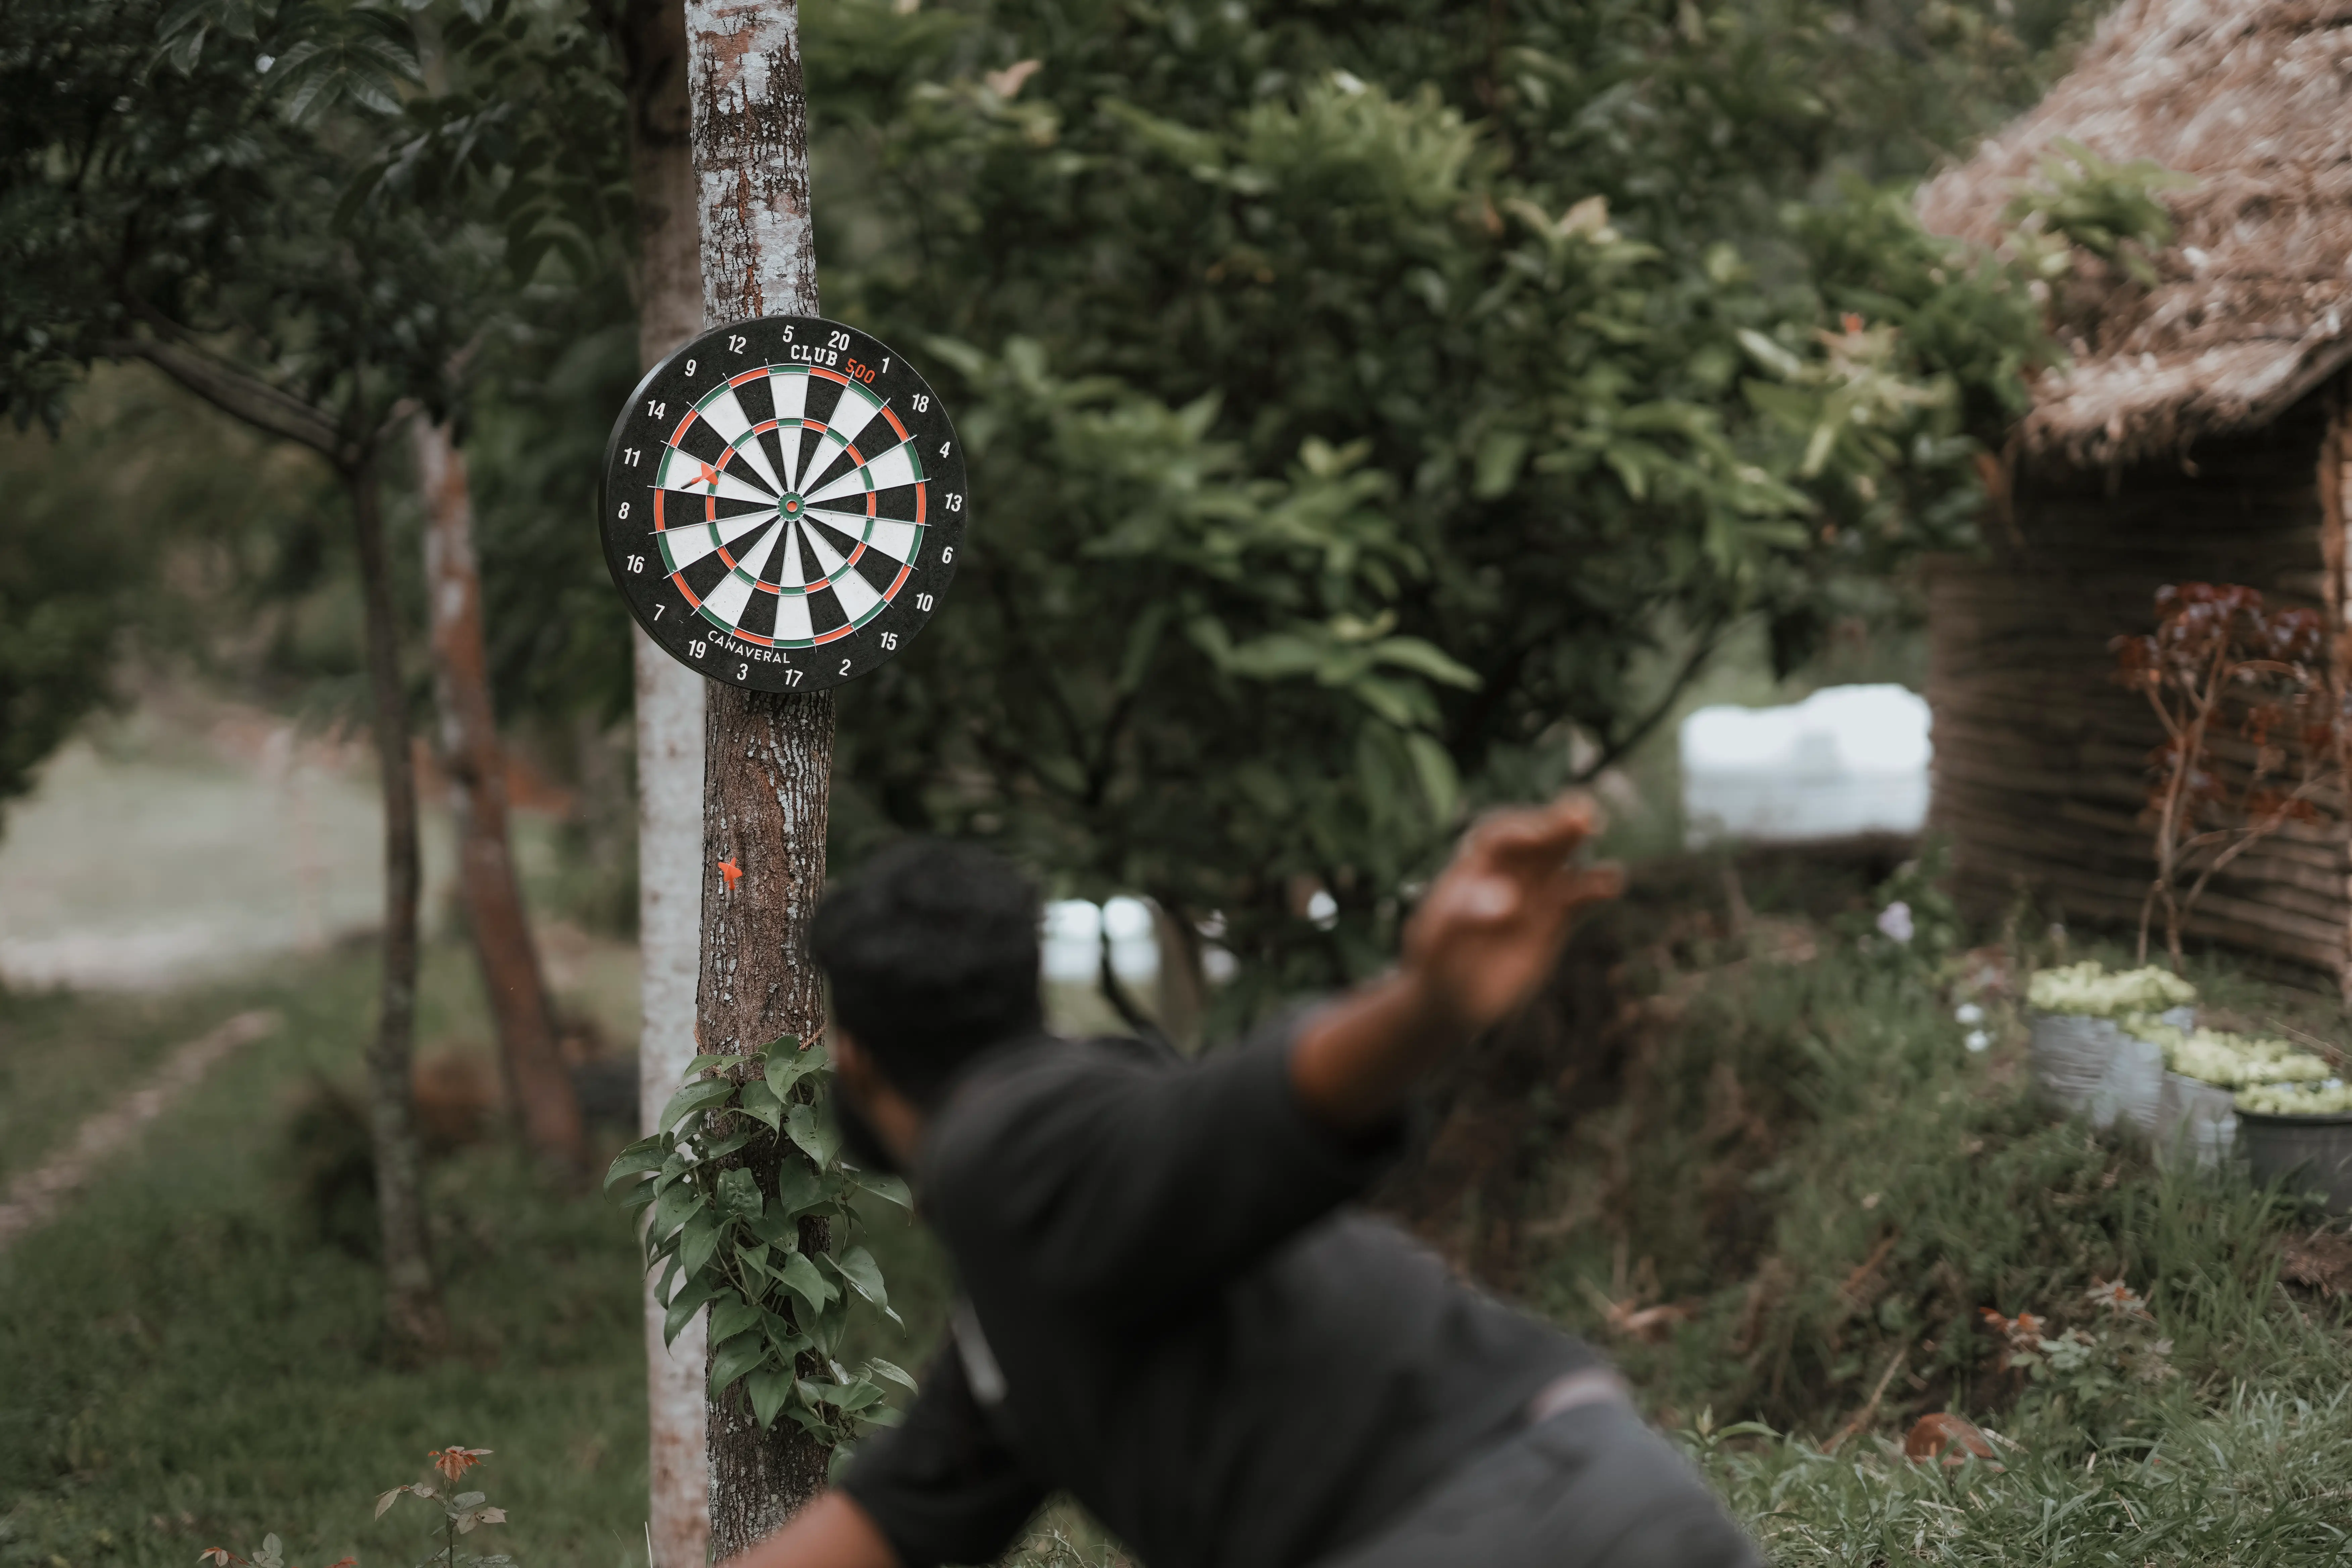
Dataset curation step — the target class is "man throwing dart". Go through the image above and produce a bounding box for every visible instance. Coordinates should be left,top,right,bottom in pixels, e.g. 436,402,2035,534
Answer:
740,795,1760,1568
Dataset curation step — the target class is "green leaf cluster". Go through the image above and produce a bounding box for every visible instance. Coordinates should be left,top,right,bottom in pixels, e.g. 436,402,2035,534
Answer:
808,0,2089,1016
2001,137,2195,285
607,1038,915,1441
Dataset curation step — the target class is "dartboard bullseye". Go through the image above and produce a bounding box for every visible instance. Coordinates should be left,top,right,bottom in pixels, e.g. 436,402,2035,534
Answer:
598,314,969,693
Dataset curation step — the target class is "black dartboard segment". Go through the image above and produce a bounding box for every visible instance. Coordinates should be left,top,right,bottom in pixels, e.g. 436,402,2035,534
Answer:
599,315,969,693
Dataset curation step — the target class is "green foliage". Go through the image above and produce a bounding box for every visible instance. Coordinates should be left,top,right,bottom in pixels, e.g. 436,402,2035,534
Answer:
374,1448,511,1568
1700,1389,2352,1567
0,513,126,820
0,945,658,1568
1521,922,2336,1445
2002,137,2195,285
1840,840,1964,975
341,0,632,288
806,0,2081,1011
0,0,494,441
198,1530,354,1568
608,1041,915,1443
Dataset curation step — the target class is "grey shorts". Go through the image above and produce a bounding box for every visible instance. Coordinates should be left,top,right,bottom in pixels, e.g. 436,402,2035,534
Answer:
1314,1400,1762,1568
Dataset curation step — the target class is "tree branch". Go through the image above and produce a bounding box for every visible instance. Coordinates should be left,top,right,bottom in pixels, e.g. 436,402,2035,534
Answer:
107,336,347,462
1577,617,1738,783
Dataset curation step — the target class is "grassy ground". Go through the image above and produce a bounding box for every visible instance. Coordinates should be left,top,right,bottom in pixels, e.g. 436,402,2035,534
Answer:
0,945,660,1568
0,941,1107,1568
1392,851,2352,1567
11,867,2352,1568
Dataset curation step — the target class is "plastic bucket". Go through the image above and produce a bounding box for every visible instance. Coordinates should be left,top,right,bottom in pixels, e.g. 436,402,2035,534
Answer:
2029,1012,2122,1117
2238,1109,2352,1214
2092,1033,2165,1137
2030,1012,2165,1132
2154,1072,2237,1169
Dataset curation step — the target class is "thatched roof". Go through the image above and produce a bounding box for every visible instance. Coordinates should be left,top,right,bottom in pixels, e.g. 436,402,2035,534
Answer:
1917,0,2352,464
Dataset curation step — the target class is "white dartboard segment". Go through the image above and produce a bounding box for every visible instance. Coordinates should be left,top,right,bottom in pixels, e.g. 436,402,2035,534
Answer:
601,315,968,691
807,441,921,504
689,385,784,494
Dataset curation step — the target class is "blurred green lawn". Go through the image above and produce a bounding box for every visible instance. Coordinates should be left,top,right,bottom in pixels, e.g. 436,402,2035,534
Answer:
0,947,659,1568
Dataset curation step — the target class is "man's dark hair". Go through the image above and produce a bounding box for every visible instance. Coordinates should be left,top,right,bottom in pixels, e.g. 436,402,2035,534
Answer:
810,839,1044,1105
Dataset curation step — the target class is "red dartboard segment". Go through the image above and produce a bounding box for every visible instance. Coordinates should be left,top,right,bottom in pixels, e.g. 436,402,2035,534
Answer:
601,312,967,694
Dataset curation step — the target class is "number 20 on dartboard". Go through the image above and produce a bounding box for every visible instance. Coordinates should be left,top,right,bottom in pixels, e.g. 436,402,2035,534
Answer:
597,314,970,693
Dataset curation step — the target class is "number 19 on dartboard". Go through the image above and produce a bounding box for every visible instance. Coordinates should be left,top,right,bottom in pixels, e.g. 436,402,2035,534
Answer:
598,315,970,693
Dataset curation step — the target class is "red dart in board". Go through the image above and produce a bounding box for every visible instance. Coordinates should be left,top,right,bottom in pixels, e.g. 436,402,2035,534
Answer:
598,315,970,694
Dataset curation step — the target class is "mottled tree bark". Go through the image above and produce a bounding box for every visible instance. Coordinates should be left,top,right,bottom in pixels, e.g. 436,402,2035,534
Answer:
618,0,716,1559
349,453,447,1360
412,418,586,1175
682,0,837,1554
697,689,835,1555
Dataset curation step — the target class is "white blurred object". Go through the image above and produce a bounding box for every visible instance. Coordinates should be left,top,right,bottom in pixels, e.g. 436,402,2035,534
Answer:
1042,897,1161,986
1101,896,1161,983
1678,684,1930,847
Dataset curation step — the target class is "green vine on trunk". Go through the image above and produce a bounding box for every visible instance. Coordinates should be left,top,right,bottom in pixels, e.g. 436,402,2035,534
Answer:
607,1037,915,1441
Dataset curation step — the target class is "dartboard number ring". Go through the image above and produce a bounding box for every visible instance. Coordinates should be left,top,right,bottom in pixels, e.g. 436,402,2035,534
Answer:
598,314,968,693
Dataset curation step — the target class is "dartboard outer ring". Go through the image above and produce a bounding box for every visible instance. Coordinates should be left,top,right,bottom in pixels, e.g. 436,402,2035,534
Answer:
597,314,969,695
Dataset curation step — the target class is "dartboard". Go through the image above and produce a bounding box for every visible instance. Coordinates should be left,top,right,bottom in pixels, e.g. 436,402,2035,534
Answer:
599,314,968,693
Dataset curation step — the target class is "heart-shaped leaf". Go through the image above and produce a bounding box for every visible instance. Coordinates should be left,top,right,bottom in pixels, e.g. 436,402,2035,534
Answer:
664,1279,717,1346
717,1167,765,1222
785,1103,841,1170
604,1137,668,1193
846,1169,913,1211
708,1336,770,1395
708,1290,762,1347
824,1245,899,1324
678,1212,721,1280
651,1177,704,1241
777,1251,836,1318
772,1161,827,1219
656,1076,736,1133
737,1077,784,1132
747,1367,795,1429
765,1049,821,1101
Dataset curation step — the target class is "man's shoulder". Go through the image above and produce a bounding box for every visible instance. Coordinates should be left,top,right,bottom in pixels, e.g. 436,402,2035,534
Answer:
924,1036,1163,1169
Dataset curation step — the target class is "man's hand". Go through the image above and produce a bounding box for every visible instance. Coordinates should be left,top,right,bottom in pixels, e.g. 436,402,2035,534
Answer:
1291,794,1621,1132
1401,794,1621,1031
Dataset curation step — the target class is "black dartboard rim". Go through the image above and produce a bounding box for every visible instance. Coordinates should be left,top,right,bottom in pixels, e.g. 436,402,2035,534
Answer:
597,314,969,694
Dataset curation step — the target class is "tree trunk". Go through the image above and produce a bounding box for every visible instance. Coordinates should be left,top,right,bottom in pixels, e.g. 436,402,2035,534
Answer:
412,417,587,1175
681,0,836,1552
637,628,712,1568
348,453,447,1360
697,688,835,1553
619,0,716,1558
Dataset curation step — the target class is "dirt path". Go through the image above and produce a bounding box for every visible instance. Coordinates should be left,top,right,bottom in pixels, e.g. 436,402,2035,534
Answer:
0,1009,279,1253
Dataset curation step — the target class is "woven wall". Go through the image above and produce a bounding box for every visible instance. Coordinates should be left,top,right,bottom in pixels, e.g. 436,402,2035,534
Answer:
1926,395,2352,986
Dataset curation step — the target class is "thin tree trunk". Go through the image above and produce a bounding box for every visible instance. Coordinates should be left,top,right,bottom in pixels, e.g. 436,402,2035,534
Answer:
698,688,835,1554
619,0,716,1557
348,453,446,1360
412,418,586,1174
682,0,835,1552
637,628,710,1568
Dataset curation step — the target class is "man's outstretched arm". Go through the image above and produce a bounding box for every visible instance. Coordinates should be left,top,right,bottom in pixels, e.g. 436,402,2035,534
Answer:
1290,794,1621,1133
726,1491,897,1568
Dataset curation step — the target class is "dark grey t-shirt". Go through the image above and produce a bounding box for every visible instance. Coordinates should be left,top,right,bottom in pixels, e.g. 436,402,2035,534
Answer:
838,1024,1599,1568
